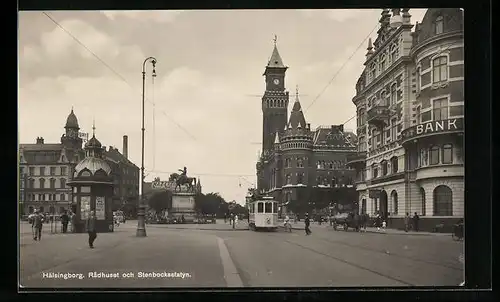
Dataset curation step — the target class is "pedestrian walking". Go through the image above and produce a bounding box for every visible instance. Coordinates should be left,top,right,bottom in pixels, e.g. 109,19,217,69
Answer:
61,211,69,233
304,213,312,235
404,212,410,232
32,210,44,241
85,211,97,248
413,212,420,232
234,214,238,226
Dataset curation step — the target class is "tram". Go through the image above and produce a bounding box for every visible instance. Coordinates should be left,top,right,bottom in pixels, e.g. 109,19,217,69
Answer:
248,196,279,231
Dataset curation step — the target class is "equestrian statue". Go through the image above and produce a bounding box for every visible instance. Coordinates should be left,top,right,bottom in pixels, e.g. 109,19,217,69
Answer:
169,166,197,192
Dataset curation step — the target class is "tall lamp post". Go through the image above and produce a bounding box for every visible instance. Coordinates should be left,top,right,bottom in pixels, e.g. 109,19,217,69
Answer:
137,56,157,237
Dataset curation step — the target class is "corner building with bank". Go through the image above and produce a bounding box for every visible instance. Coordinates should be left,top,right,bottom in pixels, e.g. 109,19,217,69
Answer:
256,43,358,216
347,8,464,231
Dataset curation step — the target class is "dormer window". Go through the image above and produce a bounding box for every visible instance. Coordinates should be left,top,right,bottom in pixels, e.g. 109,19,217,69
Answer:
435,16,444,35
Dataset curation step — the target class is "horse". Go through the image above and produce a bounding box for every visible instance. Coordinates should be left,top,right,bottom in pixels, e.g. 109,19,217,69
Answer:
170,173,197,192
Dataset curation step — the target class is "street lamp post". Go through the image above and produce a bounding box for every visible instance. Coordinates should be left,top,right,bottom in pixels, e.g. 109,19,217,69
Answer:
136,56,157,237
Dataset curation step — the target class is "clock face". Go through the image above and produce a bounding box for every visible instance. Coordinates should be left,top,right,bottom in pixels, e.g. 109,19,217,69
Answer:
273,78,280,85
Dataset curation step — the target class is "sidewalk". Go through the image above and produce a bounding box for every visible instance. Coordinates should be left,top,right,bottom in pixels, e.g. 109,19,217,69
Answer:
144,219,249,231
277,220,450,236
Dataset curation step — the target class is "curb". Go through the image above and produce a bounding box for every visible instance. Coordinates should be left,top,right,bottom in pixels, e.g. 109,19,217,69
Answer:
145,225,249,231
278,225,450,236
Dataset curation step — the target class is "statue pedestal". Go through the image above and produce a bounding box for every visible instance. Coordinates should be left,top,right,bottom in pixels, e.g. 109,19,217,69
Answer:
171,192,196,223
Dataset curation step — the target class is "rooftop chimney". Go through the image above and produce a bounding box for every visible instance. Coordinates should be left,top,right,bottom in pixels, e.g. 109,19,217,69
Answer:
123,135,128,159
36,137,44,144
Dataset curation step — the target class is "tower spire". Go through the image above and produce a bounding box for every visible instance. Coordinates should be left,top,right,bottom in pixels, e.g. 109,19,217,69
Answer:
92,118,96,137
273,34,277,46
296,84,299,101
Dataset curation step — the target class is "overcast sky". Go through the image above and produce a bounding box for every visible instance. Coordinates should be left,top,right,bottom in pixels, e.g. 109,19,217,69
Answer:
18,9,427,204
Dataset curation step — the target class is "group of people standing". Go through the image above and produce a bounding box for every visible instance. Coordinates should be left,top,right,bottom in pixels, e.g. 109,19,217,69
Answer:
29,208,98,249
30,209,74,241
224,213,239,229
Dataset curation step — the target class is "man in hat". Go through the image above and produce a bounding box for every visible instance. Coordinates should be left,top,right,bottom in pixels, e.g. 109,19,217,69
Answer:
85,211,97,248
32,210,44,241
304,213,312,236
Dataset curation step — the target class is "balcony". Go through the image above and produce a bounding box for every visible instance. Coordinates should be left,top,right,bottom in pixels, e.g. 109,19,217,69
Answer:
346,152,367,168
367,105,390,128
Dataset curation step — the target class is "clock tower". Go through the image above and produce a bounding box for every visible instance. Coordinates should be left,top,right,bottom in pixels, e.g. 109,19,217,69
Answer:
262,41,289,153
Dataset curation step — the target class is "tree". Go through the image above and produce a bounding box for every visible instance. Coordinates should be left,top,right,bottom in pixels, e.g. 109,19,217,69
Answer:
148,191,172,213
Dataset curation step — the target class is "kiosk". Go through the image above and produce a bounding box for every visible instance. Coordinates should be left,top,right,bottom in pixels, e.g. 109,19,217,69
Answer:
67,129,114,233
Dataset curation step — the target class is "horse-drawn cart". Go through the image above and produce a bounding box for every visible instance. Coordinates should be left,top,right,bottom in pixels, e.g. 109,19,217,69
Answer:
332,212,360,232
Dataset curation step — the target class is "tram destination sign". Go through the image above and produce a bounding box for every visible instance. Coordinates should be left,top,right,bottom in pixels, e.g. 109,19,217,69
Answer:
402,117,463,141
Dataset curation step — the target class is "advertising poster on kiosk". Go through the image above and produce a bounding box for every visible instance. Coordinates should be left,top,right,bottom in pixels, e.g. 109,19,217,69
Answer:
95,196,105,220
80,196,91,220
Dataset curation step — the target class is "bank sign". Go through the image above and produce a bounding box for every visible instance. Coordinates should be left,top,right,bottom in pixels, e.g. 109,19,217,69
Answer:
402,118,463,141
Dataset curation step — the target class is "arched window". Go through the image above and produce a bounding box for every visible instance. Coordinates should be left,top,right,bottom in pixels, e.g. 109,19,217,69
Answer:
432,56,448,83
359,109,366,125
420,187,426,216
297,158,304,168
416,67,421,93
429,145,440,165
39,178,45,189
50,178,56,189
369,63,377,81
29,179,35,188
390,44,399,62
391,156,399,173
60,178,66,188
420,148,428,166
381,160,388,176
285,158,291,168
297,173,304,184
49,206,55,214
286,174,292,185
372,163,378,178
60,194,65,201
433,185,453,216
442,144,453,164
391,190,398,215
435,15,444,34
390,83,397,105
379,55,386,72
380,91,387,106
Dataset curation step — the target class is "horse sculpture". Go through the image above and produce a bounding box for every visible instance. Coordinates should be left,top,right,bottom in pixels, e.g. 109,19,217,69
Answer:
169,173,197,192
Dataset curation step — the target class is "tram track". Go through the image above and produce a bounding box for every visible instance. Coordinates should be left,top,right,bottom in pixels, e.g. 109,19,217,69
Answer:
311,234,463,271
259,230,462,286
281,238,415,286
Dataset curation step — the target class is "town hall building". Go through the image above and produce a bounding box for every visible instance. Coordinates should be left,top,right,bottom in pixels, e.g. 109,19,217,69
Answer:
256,42,358,216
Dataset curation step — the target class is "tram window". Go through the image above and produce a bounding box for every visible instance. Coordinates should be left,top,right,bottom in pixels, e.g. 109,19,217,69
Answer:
257,202,264,213
273,202,278,213
265,202,272,213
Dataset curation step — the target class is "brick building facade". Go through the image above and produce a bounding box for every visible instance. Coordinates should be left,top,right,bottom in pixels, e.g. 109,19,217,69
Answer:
256,43,358,216
103,135,140,212
347,9,464,231
19,109,85,216
19,109,140,217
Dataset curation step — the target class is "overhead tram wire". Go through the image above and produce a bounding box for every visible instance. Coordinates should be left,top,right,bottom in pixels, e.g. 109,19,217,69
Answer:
304,22,380,114
42,12,198,142
145,169,255,178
